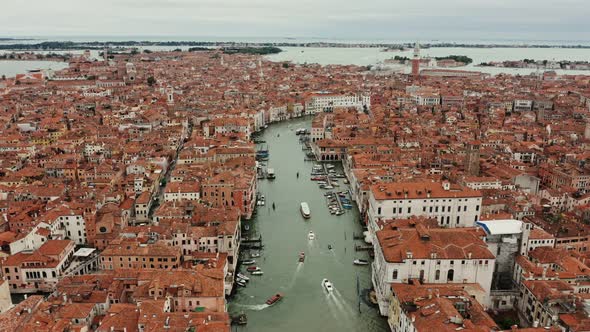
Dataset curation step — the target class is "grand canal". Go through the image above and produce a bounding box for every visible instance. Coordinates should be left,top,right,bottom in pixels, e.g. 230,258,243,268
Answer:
228,117,388,331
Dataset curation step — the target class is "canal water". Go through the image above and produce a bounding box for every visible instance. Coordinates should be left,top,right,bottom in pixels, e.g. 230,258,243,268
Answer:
229,117,388,331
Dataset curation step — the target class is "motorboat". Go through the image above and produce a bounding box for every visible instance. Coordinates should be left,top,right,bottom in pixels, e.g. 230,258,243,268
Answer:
244,225,250,231
354,259,370,265
335,210,345,216
324,185,334,190
267,168,276,180
237,280,247,287
250,252,261,258
300,202,311,219
328,244,332,250
308,231,315,240
322,279,334,293
266,293,283,305
251,271,264,275
236,277,249,283
246,266,261,272
299,252,305,263
242,259,256,265
237,273,250,281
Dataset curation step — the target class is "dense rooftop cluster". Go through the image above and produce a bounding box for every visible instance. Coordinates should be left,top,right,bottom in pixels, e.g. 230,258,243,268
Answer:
0,47,589,331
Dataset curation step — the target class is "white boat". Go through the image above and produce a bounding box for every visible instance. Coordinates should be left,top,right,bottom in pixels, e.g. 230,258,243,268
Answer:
237,277,248,283
353,259,370,265
242,259,256,265
251,253,261,258
322,279,334,293
308,231,315,240
267,168,276,180
237,273,250,281
251,271,264,275
237,280,247,287
300,202,311,219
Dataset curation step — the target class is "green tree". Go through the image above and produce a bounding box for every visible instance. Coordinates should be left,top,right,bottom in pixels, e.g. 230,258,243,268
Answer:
147,76,156,86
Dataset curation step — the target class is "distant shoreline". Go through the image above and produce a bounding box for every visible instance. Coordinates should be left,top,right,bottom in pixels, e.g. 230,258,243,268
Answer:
2,40,590,51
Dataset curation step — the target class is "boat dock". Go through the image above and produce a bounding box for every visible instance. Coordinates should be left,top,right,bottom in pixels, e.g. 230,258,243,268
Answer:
355,244,373,252
241,235,264,250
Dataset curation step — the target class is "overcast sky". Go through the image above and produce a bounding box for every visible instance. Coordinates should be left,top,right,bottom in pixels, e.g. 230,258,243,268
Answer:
2,0,589,41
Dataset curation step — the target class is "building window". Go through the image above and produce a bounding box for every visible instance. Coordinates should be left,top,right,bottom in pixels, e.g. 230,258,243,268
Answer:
392,270,398,279
447,269,454,281
435,270,440,280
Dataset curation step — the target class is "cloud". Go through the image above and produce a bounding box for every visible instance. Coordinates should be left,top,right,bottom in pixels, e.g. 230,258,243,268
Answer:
1,0,589,40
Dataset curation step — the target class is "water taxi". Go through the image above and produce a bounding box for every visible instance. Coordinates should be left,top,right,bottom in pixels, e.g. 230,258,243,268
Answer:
322,279,334,293
308,231,315,240
300,202,311,219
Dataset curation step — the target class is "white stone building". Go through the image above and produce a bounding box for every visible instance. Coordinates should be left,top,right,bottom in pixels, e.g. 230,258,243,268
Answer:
372,225,495,316
305,94,370,113
367,181,482,241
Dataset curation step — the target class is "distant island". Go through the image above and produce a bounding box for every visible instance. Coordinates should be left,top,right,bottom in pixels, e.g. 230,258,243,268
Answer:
478,59,590,70
1,40,590,51
221,46,282,55
386,55,472,67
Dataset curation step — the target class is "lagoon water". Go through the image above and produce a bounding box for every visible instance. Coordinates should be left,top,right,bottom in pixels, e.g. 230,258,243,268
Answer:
2,37,590,77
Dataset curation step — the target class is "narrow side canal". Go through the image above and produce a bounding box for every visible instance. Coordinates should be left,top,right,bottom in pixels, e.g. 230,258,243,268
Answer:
229,117,388,332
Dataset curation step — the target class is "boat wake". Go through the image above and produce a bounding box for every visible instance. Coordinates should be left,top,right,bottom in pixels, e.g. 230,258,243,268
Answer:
326,293,355,325
333,289,356,316
286,263,304,289
233,303,270,311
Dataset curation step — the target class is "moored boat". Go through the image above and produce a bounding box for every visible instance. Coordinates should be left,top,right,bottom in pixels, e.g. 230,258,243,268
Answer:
266,293,283,305
267,168,275,179
242,259,255,265
237,280,247,287
251,271,264,275
237,273,249,281
308,231,315,240
353,259,370,265
246,266,261,272
300,202,311,219
299,251,305,263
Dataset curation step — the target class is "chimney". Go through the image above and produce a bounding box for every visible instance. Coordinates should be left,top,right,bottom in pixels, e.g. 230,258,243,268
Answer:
442,181,450,191
406,250,413,259
427,289,432,299
542,266,547,278
511,325,518,331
